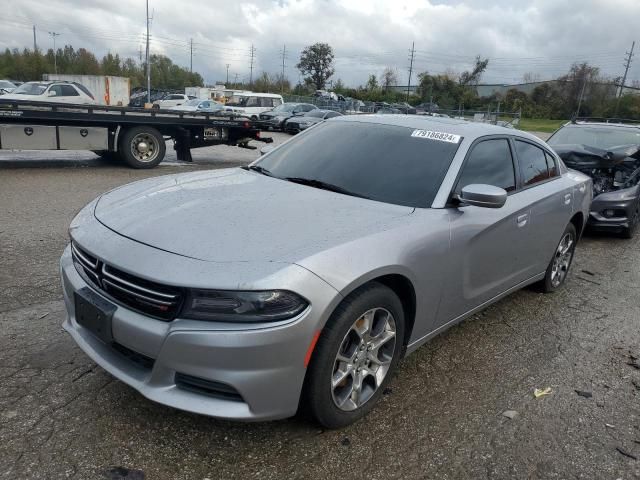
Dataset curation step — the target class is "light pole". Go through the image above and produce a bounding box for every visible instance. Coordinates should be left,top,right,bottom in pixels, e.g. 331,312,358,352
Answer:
48,31,61,74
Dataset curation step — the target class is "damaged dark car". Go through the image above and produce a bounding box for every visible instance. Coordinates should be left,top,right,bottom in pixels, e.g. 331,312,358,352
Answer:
548,121,640,238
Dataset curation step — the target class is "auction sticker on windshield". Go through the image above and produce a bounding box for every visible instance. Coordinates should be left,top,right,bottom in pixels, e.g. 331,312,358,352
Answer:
411,130,461,143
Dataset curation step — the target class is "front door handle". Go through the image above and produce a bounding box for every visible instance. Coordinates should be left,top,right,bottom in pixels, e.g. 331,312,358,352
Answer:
517,214,528,227
564,193,572,205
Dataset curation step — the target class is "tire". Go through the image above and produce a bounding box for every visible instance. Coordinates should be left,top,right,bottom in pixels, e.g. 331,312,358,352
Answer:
541,223,577,293
622,199,639,239
303,282,405,429
118,126,166,169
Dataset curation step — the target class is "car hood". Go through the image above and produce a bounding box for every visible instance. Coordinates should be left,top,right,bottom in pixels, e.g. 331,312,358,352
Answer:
553,143,640,169
94,168,413,263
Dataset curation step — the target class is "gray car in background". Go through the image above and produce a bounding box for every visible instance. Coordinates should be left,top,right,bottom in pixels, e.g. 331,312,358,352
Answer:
60,116,592,428
284,109,343,134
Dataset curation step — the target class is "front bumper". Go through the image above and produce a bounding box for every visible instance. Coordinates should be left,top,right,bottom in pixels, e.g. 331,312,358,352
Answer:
60,243,340,421
587,187,639,231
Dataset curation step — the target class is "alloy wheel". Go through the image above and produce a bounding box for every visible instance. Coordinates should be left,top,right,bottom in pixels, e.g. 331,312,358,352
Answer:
550,232,574,288
331,307,397,411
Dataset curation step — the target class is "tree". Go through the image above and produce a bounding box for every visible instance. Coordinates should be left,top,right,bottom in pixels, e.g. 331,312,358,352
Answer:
459,55,489,86
381,67,398,91
296,43,334,90
365,74,379,92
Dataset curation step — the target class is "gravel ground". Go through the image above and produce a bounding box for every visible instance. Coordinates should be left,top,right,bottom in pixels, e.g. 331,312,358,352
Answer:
1,131,639,480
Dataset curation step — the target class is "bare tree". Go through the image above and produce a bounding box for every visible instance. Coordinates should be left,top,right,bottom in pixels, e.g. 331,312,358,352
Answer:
381,67,398,91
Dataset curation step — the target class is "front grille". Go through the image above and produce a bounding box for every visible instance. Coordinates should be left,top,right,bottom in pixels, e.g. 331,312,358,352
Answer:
71,242,183,320
112,342,155,370
175,373,244,402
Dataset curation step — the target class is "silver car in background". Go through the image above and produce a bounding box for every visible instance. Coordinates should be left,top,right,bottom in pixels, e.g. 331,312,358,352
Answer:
60,116,592,428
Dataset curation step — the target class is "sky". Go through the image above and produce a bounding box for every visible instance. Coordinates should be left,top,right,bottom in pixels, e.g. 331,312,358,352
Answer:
2,0,639,87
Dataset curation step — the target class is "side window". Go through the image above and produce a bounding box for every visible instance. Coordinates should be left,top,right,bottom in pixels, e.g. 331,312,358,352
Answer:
59,85,80,96
259,97,273,107
49,85,63,96
245,96,259,107
455,139,516,194
272,98,282,107
516,141,551,186
326,111,340,118
302,104,314,112
545,151,559,177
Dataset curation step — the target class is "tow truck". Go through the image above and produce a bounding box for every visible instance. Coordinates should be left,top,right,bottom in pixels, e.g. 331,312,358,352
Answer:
0,99,271,168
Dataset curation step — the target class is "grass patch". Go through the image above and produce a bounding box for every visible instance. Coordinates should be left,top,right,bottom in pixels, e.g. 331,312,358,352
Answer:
517,118,566,133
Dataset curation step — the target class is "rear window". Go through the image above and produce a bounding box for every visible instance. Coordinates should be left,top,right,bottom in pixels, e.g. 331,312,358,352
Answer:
256,121,462,208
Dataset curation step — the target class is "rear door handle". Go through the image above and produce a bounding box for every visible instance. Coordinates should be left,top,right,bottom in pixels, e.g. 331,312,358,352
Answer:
517,214,528,227
564,193,572,205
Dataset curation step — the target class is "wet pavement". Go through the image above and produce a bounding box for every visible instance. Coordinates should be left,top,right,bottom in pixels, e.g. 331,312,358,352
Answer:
1,132,639,479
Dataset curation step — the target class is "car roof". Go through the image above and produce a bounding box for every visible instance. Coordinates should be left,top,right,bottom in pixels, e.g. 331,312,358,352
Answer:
334,114,541,142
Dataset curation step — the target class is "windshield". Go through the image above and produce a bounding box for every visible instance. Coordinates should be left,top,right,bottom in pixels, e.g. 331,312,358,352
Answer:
305,110,326,118
272,103,297,113
184,99,201,106
255,121,461,207
0,81,15,89
548,125,640,149
13,83,48,95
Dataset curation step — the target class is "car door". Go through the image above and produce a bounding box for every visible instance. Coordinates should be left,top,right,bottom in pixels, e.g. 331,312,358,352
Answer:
436,137,536,327
512,139,572,273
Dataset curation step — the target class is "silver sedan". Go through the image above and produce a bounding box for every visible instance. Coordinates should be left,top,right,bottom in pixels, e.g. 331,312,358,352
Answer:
60,115,592,428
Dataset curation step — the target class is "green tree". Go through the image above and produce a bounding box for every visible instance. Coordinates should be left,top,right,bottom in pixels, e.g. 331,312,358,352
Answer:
296,43,334,90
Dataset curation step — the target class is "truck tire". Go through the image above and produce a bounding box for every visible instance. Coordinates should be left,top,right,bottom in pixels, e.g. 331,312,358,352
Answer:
118,126,166,169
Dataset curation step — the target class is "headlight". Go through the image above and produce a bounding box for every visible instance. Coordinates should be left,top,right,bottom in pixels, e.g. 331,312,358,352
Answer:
181,289,308,322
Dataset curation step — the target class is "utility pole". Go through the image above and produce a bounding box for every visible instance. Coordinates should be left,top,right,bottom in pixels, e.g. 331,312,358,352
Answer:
189,38,193,73
280,44,286,94
615,40,635,116
48,32,61,74
139,45,142,63
145,0,151,104
406,41,415,104
225,64,230,85
249,44,256,87
233,73,239,85
33,25,37,52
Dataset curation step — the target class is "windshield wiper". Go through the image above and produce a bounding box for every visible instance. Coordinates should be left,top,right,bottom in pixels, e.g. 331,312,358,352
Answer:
284,177,369,199
243,165,273,177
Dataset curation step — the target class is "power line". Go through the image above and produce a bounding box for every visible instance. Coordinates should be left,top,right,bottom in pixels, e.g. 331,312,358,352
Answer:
189,37,193,73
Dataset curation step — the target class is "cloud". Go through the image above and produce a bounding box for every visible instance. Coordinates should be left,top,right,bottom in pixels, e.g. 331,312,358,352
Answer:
1,0,637,87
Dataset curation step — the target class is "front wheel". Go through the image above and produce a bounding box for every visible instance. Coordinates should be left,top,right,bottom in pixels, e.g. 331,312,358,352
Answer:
118,126,166,169
541,223,577,292
303,282,404,428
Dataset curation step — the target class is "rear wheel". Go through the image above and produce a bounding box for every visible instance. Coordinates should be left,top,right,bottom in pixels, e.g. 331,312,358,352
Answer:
541,223,577,292
303,282,404,429
118,126,166,169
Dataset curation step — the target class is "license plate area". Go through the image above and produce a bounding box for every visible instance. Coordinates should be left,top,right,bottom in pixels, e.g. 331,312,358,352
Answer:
74,287,117,344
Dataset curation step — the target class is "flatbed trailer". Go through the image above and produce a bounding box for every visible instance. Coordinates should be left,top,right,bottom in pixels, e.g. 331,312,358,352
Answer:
0,99,272,168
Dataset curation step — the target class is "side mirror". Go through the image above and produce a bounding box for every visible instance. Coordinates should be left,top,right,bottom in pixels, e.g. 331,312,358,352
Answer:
47,90,57,97
260,145,274,155
459,184,507,208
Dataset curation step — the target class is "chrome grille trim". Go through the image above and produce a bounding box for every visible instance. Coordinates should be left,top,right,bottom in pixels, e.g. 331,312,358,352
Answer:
102,278,176,307
102,265,178,300
71,242,98,271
